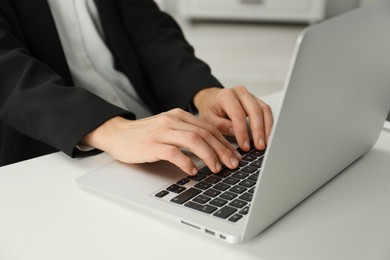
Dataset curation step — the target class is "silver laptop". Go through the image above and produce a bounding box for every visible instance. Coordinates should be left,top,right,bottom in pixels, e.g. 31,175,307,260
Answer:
76,0,390,244
385,110,390,129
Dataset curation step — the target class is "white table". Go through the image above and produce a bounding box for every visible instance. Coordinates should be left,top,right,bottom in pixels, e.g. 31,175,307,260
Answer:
1,93,390,260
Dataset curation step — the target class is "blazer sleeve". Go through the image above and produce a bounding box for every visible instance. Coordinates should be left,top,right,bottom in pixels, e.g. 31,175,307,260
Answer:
106,0,224,111
0,13,135,158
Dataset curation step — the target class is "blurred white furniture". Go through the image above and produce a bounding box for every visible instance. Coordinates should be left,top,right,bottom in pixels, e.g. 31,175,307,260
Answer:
178,0,326,23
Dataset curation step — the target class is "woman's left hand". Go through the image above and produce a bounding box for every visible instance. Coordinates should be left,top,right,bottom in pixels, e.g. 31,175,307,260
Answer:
193,86,274,151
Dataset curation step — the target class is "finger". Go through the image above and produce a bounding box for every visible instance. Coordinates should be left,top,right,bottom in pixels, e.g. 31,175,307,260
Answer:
205,114,234,137
221,89,251,151
258,99,274,144
170,109,240,159
159,125,239,171
200,113,243,154
236,93,267,150
156,144,198,176
157,129,223,173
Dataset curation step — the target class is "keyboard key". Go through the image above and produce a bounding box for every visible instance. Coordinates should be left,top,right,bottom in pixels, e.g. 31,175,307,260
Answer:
239,179,256,188
188,173,207,182
204,176,222,184
239,206,250,215
239,192,253,202
249,149,265,157
177,178,190,186
213,182,230,191
155,190,169,198
248,187,255,194
229,185,247,194
175,186,187,193
166,184,181,192
224,167,238,173
194,182,212,190
198,167,213,175
232,171,249,179
165,185,186,194
193,195,211,204
209,198,228,207
213,206,237,219
241,166,258,173
185,201,217,214
248,172,259,181
229,199,247,209
171,188,202,204
220,191,238,200
203,189,221,197
215,169,232,178
242,154,256,162
250,160,262,168
223,177,240,185
228,214,243,223
239,160,249,167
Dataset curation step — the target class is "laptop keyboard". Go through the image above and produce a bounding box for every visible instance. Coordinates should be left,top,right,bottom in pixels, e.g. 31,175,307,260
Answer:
154,145,265,223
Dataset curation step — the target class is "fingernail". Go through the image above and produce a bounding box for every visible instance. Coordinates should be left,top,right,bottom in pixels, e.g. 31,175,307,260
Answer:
192,168,198,175
243,140,250,150
215,162,222,172
258,138,265,148
229,127,234,136
230,157,239,168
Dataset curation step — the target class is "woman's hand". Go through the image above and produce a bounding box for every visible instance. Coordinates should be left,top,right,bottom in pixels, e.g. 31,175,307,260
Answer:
82,109,241,175
193,86,273,151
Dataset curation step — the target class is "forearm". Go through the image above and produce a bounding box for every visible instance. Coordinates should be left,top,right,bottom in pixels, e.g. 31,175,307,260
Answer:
0,20,134,157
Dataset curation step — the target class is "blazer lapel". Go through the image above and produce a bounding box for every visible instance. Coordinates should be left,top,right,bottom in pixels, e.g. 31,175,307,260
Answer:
94,0,161,113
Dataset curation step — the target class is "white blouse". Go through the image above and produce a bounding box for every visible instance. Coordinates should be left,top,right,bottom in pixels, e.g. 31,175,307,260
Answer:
47,0,153,119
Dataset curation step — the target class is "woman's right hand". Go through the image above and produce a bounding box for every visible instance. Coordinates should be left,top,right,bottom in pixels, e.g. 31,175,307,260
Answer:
82,108,241,175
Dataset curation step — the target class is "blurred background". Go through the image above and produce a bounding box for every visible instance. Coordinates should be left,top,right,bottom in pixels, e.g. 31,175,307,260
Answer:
155,0,375,98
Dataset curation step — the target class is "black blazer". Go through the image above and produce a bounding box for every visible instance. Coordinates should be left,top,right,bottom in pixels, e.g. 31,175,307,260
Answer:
0,0,222,166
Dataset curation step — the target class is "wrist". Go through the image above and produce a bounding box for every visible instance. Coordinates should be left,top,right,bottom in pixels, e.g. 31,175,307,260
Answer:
81,116,128,150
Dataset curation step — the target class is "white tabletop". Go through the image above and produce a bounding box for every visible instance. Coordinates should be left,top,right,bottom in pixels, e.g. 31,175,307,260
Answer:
1,92,390,260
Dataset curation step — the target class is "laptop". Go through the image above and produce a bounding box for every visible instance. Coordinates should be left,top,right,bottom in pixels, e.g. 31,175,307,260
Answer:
76,0,390,244
385,110,390,130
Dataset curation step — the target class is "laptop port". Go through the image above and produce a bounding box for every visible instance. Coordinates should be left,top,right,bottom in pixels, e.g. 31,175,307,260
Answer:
181,221,200,230
205,229,215,236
